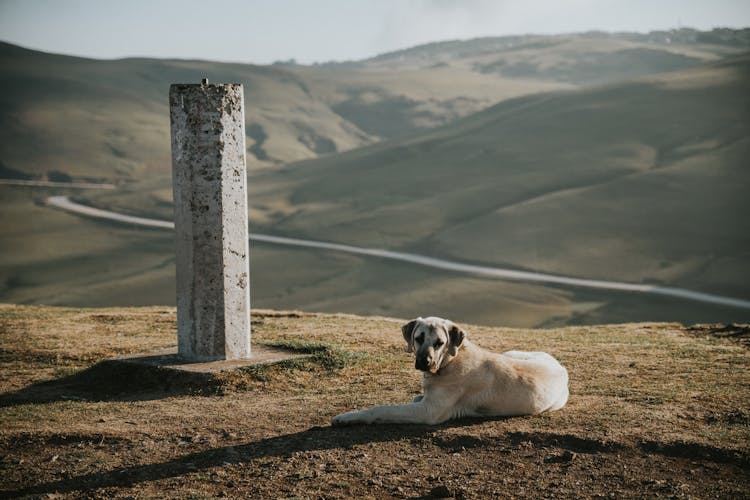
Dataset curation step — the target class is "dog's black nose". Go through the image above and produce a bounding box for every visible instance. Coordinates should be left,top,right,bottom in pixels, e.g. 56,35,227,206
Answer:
415,357,429,371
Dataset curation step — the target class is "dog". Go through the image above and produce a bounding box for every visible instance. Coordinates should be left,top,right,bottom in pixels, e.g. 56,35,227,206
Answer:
332,316,568,425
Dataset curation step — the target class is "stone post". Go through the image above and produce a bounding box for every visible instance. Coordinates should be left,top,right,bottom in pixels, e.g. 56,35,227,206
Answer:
169,80,251,361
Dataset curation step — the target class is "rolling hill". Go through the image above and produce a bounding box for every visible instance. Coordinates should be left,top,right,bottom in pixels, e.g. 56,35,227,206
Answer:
1,29,749,327
240,53,750,302
1,28,745,181
0,38,565,181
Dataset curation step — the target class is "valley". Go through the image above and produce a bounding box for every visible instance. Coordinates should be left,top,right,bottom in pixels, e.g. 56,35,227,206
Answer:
1,29,748,327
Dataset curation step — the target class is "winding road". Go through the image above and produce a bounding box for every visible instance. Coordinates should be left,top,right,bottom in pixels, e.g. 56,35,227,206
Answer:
0,179,116,189
45,195,750,310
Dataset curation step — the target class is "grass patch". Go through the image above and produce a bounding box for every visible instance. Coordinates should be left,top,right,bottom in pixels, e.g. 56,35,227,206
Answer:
227,340,370,388
258,339,369,371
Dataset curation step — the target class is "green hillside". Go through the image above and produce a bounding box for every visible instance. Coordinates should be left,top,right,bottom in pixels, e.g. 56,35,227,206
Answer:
1,29,749,327
0,43,373,179
1,28,745,183
0,39,567,182
243,54,750,299
76,52,750,325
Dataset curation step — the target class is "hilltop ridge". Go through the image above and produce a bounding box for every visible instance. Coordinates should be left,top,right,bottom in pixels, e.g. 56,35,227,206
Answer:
2,28,747,180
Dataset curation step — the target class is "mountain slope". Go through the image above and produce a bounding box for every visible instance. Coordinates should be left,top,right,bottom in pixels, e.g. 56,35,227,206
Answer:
1,31,749,326
244,54,750,301
1,28,746,183
0,42,375,179
0,41,563,181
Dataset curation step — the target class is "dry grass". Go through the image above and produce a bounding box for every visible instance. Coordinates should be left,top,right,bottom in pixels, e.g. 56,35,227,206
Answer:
0,304,748,498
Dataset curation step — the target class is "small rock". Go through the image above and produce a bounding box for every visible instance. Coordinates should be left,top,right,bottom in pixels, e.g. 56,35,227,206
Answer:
544,450,577,463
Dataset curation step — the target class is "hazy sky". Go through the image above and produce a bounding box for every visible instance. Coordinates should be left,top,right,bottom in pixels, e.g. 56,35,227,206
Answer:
1,0,749,64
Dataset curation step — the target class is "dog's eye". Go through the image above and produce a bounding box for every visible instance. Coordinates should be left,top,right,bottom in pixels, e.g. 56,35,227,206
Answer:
434,339,444,348
415,334,423,343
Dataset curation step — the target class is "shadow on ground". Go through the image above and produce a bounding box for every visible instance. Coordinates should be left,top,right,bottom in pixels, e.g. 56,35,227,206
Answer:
0,341,325,407
0,360,226,407
3,421,748,497
3,424,429,496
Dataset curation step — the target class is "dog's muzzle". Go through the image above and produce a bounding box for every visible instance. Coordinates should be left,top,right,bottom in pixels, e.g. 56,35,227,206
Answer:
415,356,430,372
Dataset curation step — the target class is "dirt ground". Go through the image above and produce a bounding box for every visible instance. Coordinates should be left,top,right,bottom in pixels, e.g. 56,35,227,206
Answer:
0,304,748,499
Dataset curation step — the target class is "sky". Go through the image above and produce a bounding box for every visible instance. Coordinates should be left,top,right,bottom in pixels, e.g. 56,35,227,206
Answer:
1,0,749,64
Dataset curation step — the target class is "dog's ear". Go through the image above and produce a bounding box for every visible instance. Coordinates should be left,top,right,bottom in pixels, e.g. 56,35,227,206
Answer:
401,319,419,353
447,323,466,356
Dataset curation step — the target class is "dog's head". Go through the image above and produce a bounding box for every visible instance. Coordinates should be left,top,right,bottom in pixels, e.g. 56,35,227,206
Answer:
401,316,466,373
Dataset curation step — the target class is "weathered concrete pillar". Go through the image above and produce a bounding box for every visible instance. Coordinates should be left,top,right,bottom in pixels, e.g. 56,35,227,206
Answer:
169,80,251,361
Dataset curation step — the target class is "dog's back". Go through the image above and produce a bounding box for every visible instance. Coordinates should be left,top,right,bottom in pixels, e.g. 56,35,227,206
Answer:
499,349,569,413
440,342,568,417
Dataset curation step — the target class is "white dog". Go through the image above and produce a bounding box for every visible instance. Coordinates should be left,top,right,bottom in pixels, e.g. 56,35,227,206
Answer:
332,316,568,425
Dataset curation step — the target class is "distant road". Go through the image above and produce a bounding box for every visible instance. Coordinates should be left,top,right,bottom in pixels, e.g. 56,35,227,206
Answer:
0,179,116,189
47,195,173,229
46,195,750,310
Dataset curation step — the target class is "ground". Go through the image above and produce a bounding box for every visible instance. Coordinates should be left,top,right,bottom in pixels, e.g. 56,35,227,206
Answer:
0,304,748,498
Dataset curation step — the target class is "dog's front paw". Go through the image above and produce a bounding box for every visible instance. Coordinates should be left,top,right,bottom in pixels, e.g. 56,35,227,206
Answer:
332,410,369,426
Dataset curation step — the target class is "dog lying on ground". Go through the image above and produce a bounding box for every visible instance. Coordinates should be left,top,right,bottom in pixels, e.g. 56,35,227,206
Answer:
332,316,568,425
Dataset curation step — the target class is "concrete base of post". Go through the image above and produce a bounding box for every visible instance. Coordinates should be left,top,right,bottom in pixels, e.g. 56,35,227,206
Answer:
95,311,315,392
115,344,308,374
102,344,310,393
